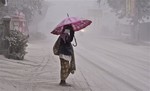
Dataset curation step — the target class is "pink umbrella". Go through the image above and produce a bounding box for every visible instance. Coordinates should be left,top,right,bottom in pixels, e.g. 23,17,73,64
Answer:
51,17,92,35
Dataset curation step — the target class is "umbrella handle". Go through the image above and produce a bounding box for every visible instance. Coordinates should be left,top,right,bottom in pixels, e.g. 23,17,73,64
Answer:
73,36,77,47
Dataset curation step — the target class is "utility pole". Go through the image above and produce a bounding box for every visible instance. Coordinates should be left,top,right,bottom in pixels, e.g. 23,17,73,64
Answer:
126,0,136,17
0,16,11,55
97,0,101,7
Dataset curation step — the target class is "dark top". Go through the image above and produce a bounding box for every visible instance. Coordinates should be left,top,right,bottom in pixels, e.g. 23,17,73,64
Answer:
59,30,74,55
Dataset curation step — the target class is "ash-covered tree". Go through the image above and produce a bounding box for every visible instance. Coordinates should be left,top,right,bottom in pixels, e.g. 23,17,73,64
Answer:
0,0,44,23
5,30,28,60
107,0,150,41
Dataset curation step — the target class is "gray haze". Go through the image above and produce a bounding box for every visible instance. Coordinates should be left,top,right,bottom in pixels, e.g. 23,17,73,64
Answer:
34,0,150,42
38,0,117,38
0,0,149,91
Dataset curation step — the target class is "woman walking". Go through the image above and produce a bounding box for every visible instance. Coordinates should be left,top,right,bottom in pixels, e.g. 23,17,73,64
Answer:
51,16,92,86
57,24,76,86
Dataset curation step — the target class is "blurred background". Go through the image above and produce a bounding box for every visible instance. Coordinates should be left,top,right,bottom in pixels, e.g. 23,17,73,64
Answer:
0,0,149,43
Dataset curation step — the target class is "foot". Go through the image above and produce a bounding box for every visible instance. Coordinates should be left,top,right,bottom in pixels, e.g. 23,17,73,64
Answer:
60,83,71,86
59,80,71,86
71,70,75,74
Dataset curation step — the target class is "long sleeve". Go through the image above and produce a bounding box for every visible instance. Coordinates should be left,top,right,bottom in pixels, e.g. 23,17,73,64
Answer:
59,30,74,55
67,30,74,43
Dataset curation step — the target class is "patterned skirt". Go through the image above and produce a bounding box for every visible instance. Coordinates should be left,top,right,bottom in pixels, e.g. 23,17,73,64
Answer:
59,52,76,80
60,58,70,80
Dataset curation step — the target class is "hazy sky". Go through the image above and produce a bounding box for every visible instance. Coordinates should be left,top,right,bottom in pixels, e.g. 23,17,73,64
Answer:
38,0,118,36
44,0,99,23
39,0,100,35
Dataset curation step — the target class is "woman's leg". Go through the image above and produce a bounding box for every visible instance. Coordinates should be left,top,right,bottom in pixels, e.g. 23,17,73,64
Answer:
60,58,70,85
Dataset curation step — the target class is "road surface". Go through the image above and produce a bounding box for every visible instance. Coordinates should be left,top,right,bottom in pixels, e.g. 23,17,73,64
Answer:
0,37,149,91
75,37,150,91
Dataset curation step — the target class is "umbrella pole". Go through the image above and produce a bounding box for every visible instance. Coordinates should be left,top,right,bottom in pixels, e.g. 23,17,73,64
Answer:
73,36,77,47
67,13,69,17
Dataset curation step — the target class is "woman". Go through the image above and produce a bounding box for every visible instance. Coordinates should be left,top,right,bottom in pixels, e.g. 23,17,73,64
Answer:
58,24,76,86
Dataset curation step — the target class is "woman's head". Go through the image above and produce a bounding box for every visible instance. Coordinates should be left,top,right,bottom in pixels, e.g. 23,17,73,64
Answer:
62,24,73,33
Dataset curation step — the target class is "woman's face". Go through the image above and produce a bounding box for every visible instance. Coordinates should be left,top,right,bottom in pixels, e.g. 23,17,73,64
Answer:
64,29,70,34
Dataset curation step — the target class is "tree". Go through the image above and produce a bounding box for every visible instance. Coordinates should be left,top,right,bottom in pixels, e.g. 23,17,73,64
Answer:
1,0,6,4
4,30,28,60
107,0,150,41
0,0,7,6
0,0,44,23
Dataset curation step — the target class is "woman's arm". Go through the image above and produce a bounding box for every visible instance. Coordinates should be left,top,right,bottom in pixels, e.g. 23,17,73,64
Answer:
67,30,74,43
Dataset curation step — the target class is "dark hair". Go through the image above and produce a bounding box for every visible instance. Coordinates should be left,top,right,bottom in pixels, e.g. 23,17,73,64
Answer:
62,24,73,33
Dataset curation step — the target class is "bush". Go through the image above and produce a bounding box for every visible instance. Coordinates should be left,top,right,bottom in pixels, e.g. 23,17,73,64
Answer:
4,30,28,60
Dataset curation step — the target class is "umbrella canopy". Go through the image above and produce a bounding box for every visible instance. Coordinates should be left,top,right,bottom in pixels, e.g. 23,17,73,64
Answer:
51,17,92,35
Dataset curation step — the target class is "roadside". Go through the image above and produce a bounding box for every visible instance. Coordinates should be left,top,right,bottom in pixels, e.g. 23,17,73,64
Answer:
0,40,91,91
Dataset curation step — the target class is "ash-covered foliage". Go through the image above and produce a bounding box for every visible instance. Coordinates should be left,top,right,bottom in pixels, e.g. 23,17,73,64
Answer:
107,0,150,24
5,30,28,60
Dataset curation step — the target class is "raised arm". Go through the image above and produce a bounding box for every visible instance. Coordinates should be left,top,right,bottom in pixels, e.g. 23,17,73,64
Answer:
67,30,74,43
